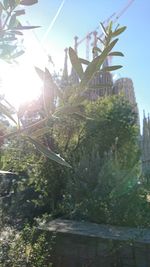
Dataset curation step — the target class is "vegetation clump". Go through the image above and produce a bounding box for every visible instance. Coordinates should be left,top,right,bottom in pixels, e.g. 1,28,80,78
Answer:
1,0,150,266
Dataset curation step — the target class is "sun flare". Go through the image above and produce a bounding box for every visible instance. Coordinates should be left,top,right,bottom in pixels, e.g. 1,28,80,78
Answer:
0,61,43,110
0,30,50,110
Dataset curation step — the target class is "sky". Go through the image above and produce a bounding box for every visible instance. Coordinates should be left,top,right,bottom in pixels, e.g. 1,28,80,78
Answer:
0,0,150,129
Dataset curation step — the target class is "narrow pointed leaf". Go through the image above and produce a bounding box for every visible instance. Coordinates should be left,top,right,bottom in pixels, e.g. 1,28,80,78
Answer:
20,0,38,5
107,21,113,35
112,26,127,37
109,51,124,57
79,58,90,65
35,66,45,80
0,103,17,124
9,14,17,28
101,65,123,72
43,68,60,114
14,25,40,30
31,126,51,138
10,30,23,35
69,47,83,80
35,67,62,101
115,24,120,31
12,50,24,58
80,38,118,87
92,46,102,54
71,113,94,121
14,9,25,16
100,22,108,36
28,137,71,167
97,37,105,45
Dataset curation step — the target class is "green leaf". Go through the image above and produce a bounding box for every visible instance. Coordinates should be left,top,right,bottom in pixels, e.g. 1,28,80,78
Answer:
97,37,105,45
79,58,90,65
12,49,24,58
44,68,62,112
28,137,71,168
69,47,83,80
14,25,40,30
9,14,17,28
43,68,55,115
35,66,45,80
3,0,9,9
35,66,62,102
80,38,118,87
20,0,38,5
31,126,51,138
0,2,4,12
10,30,23,35
0,103,17,124
100,22,108,36
107,21,113,35
109,51,124,57
14,9,25,16
70,112,93,121
112,26,127,37
92,47,102,54
101,65,123,72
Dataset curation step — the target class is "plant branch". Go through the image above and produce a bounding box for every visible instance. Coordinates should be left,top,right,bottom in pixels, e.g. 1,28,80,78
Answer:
0,117,48,142
2,10,12,30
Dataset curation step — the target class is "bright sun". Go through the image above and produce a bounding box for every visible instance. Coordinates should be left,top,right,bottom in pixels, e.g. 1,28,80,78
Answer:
0,30,64,110
0,62,43,109
0,32,49,109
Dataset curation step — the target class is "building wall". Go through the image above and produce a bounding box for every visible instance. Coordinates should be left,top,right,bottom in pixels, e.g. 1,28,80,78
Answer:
142,115,150,174
113,78,136,106
86,70,113,100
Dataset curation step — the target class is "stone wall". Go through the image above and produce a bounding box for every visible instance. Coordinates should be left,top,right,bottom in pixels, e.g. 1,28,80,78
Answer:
39,219,150,267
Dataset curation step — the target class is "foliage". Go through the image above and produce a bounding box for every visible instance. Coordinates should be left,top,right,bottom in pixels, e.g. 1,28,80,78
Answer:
0,4,147,229
1,95,147,228
0,19,126,167
0,137,45,224
0,125,69,224
82,96,140,168
1,2,150,266
0,0,39,61
0,224,53,267
69,22,125,89
62,155,149,227
58,96,147,227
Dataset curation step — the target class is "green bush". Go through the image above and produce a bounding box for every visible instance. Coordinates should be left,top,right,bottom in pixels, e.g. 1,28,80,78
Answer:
0,224,53,267
60,96,147,227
